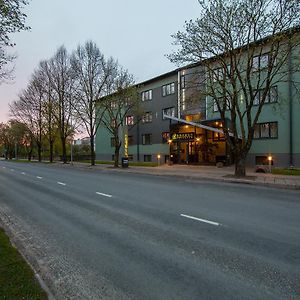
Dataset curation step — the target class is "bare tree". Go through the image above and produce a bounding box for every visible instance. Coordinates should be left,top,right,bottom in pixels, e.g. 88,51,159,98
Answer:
0,0,30,82
168,0,300,176
100,62,139,167
46,46,75,163
10,70,45,161
37,60,58,163
70,41,110,166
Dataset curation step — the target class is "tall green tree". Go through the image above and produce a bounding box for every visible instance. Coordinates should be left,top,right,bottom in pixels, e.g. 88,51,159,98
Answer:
168,0,300,176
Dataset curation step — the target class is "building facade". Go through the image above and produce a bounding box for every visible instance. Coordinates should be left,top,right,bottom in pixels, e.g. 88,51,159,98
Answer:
95,32,300,168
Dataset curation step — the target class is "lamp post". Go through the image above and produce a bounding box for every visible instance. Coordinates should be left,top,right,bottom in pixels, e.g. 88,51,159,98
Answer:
157,154,161,166
168,139,172,165
268,155,273,173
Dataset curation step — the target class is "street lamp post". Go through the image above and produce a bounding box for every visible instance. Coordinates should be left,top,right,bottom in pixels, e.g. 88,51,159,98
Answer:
157,154,161,166
168,139,172,165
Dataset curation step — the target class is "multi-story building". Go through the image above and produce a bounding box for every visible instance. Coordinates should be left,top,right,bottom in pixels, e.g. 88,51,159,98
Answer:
95,30,300,168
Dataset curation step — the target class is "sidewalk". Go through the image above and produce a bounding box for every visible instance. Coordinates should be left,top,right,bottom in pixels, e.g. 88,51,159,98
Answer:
68,162,300,190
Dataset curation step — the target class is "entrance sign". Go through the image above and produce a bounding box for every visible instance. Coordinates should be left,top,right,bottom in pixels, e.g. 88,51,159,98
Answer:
171,132,194,141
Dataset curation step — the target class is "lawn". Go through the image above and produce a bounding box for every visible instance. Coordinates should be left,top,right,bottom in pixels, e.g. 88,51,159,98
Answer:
0,228,47,300
272,168,300,176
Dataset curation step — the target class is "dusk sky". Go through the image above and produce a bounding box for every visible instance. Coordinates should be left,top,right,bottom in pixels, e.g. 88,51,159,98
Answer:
0,0,201,122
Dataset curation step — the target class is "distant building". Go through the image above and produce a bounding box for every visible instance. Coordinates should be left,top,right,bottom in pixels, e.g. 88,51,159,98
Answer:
74,137,90,146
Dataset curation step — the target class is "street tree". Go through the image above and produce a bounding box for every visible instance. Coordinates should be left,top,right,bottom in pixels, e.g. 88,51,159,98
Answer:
100,61,139,167
70,41,111,166
168,0,300,176
10,70,45,161
0,0,29,82
38,60,58,163
46,46,75,163
0,122,12,158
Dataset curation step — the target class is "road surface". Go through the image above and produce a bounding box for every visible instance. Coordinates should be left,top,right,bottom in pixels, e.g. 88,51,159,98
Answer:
0,161,299,299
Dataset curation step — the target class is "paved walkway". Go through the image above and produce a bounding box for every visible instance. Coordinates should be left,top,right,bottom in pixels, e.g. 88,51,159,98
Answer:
68,162,300,190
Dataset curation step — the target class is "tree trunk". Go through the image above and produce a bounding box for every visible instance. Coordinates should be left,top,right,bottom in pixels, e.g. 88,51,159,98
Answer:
90,136,95,166
114,143,121,168
28,149,32,161
37,143,42,162
49,140,54,163
234,156,246,177
61,137,67,163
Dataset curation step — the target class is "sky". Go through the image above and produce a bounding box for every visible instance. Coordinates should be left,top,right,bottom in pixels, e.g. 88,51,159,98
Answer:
0,0,201,123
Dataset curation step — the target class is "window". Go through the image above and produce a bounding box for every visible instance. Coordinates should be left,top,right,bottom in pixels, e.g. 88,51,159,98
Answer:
110,101,118,109
213,100,219,112
213,98,230,112
162,132,170,144
111,119,117,127
252,53,269,71
213,132,225,142
269,86,278,103
128,135,134,146
125,115,134,125
142,112,152,123
141,90,152,101
212,68,222,82
162,107,175,119
253,122,278,139
142,134,152,145
253,86,278,106
144,155,152,162
162,82,175,96
180,75,186,89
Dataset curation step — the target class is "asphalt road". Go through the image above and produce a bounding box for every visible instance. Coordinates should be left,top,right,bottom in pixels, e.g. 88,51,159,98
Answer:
0,161,299,300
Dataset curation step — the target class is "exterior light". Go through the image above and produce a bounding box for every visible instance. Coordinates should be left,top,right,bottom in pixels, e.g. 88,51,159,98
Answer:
157,154,161,159
168,139,172,144
196,138,200,142
185,125,189,128
268,155,273,173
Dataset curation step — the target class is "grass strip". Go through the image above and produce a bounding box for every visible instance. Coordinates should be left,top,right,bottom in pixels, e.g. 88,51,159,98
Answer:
272,168,300,176
0,228,47,300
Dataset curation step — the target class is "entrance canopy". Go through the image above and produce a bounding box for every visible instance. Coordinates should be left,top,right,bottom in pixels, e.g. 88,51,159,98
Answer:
163,114,234,137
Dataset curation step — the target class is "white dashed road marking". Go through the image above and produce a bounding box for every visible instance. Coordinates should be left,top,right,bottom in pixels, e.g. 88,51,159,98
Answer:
37,176,43,179
96,192,113,198
21,172,26,175
180,214,221,226
57,182,66,186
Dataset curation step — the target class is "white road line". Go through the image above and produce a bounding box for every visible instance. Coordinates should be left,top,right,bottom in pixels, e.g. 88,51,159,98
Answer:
180,214,221,226
57,182,66,186
21,172,26,175
36,176,43,179
96,192,113,198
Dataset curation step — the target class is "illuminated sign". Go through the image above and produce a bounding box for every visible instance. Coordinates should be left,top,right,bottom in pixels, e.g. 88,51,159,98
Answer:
124,134,128,157
171,132,195,141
